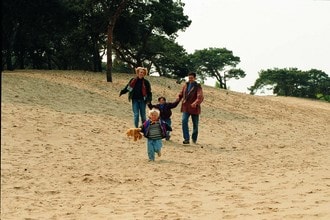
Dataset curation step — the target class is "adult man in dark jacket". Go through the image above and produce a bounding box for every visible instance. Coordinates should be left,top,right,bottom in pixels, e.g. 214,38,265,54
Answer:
176,72,204,144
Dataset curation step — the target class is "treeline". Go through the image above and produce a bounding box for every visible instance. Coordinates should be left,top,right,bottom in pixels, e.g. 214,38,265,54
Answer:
2,0,329,101
249,68,330,102
2,0,246,89
2,0,191,77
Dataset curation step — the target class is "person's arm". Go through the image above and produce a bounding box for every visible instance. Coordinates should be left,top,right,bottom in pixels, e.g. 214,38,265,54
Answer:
176,84,186,101
192,85,204,107
145,80,152,104
119,78,133,96
119,85,128,96
167,99,180,109
164,121,172,131
139,125,144,133
147,103,156,110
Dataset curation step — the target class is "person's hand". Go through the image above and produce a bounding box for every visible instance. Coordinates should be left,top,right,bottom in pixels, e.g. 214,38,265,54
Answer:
191,103,197,108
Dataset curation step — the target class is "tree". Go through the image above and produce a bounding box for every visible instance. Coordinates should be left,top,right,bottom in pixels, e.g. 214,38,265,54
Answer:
249,68,303,96
191,47,245,89
1,0,191,78
306,69,330,100
2,0,21,70
113,0,191,72
144,35,191,78
2,0,73,70
249,68,330,101
103,0,130,82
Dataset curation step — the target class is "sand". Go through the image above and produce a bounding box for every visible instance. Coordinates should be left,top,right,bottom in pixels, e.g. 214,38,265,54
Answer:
1,70,330,219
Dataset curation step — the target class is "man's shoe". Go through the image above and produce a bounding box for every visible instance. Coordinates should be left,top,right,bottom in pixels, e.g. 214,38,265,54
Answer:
192,139,197,144
183,140,190,144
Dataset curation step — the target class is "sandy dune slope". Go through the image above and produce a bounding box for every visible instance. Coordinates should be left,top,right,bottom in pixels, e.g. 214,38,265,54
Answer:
1,70,330,219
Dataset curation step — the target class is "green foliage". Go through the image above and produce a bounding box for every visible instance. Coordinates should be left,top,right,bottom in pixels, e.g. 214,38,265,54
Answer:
191,47,245,89
249,68,330,102
1,0,107,71
2,0,74,70
215,81,220,89
112,57,131,73
4,0,327,98
145,36,191,77
2,0,190,74
113,0,191,70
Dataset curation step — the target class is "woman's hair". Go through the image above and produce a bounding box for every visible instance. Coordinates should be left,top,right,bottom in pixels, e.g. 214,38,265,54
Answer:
148,108,160,117
135,67,148,76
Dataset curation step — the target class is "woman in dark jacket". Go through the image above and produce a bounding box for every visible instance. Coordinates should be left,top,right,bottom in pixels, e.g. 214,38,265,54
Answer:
120,67,152,128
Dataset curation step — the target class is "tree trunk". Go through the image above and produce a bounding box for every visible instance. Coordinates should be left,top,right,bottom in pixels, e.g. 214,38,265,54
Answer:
223,75,227,90
6,50,14,71
106,25,113,82
93,38,102,72
106,0,130,82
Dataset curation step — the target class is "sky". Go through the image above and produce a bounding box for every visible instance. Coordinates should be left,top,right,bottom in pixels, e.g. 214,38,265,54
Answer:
176,0,330,94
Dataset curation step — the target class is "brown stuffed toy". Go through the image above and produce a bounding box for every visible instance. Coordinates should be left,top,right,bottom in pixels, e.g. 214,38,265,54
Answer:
126,128,142,141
